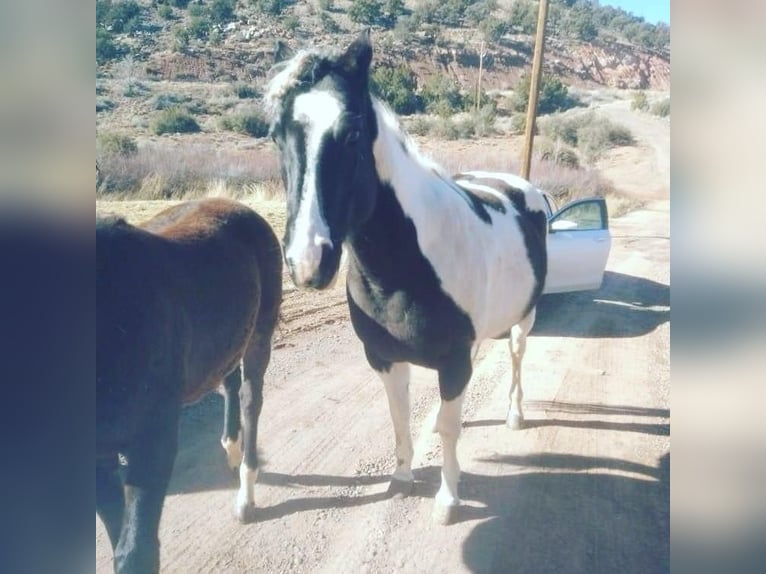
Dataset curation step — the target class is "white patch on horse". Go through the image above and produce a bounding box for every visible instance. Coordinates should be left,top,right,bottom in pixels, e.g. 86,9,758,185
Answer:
237,462,258,511
379,362,414,483
263,51,313,120
221,434,242,470
284,90,342,285
457,170,549,214
371,100,541,339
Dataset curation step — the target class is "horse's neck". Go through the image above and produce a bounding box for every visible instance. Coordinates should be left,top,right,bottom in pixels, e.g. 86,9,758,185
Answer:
369,101,449,230
346,105,449,287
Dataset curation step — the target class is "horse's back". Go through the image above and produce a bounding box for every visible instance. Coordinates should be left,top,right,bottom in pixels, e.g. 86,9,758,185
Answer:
97,199,282,443
421,171,548,338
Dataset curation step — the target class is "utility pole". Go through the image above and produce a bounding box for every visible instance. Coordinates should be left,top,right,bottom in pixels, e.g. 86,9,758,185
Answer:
476,41,486,112
520,0,550,180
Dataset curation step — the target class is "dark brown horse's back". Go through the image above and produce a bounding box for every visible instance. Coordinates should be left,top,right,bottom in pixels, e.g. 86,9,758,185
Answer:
97,198,282,438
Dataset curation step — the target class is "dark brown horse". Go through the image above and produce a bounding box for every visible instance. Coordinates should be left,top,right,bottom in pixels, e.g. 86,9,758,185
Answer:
97,199,282,574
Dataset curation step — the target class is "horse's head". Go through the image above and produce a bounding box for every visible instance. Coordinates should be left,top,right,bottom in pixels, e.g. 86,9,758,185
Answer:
265,31,379,289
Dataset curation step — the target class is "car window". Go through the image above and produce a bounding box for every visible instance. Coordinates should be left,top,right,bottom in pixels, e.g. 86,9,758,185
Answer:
550,201,605,231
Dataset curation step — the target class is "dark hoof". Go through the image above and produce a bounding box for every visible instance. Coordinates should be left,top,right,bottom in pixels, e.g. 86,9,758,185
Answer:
387,478,415,499
506,413,525,430
236,503,258,524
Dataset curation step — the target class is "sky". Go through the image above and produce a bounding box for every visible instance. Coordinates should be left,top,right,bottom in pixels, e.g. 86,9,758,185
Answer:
599,0,670,25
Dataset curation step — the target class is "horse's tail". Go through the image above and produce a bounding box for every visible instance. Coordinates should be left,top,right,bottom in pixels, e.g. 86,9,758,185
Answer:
245,211,283,341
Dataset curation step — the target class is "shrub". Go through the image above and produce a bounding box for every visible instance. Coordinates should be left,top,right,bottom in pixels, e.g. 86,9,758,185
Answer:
96,98,116,112
536,139,580,168
421,76,464,117
153,93,189,110
511,74,578,115
408,116,432,136
509,0,537,34
370,64,423,115
96,28,123,63
479,16,508,43
251,0,287,15
431,117,460,140
234,84,259,99
219,112,270,137
188,3,205,17
651,97,670,117
471,104,497,137
465,0,497,27
101,0,143,34
510,114,527,135
319,11,341,32
283,15,300,32
98,132,138,157
319,0,334,10
188,16,211,40
157,5,173,19
172,25,190,51
542,112,634,163
510,114,539,135
208,0,236,23
631,91,649,112
349,0,384,26
152,107,200,135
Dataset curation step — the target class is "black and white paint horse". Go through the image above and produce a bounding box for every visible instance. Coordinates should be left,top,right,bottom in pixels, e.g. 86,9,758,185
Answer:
97,199,282,573
265,31,547,524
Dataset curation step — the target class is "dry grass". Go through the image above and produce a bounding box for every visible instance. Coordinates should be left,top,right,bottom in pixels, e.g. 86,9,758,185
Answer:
428,145,616,205
97,142,281,199
98,135,638,217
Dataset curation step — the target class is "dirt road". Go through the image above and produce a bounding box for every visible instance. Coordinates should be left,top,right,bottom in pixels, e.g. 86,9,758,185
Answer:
96,196,669,573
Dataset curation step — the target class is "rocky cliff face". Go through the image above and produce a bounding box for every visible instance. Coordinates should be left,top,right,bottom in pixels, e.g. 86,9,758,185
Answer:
137,27,669,93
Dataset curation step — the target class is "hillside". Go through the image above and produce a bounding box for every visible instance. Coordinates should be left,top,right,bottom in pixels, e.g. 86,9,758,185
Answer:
96,0,670,202
97,0,669,89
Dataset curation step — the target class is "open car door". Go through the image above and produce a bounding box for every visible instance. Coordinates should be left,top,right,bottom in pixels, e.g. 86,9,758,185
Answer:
544,197,611,294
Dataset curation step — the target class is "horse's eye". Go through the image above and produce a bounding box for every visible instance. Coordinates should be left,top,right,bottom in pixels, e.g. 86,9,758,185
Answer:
345,129,361,145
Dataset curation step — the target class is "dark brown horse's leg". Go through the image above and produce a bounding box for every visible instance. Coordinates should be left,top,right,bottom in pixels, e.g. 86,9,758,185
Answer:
114,403,179,574
96,456,124,549
234,334,272,524
221,366,243,472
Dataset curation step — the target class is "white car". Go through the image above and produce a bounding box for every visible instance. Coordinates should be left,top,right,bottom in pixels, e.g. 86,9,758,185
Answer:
541,192,611,294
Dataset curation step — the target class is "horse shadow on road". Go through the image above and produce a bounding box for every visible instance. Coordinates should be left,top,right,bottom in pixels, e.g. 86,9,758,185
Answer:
458,451,670,574
463,401,670,436
167,394,390,501
533,271,670,338
169,395,669,574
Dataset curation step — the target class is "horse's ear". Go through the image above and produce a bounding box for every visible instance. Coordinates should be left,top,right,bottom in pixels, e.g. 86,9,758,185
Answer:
339,29,372,77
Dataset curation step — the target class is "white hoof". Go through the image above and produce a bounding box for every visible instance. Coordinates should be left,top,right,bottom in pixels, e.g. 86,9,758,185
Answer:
506,412,524,430
235,502,257,524
432,501,460,525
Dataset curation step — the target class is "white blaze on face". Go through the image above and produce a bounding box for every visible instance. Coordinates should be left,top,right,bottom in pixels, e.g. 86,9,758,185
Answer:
285,90,343,285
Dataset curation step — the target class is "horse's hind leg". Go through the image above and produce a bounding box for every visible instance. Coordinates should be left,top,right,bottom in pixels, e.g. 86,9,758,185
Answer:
221,367,243,472
96,455,124,550
116,402,180,574
507,307,536,430
235,333,272,524
433,349,471,525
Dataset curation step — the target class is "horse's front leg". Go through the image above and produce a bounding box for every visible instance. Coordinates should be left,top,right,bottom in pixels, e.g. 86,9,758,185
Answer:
235,338,269,524
96,455,124,550
376,361,415,497
114,404,179,574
